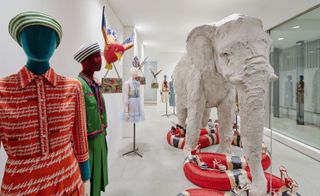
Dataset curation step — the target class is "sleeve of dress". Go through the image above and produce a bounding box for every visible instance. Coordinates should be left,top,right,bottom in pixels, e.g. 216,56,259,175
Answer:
71,81,91,181
123,81,129,113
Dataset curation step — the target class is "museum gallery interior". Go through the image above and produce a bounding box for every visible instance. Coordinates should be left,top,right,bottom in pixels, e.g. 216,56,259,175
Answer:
0,0,320,196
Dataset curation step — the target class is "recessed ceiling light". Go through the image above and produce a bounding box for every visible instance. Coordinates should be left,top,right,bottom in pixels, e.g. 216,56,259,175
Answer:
278,37,285,41
292,25,300,29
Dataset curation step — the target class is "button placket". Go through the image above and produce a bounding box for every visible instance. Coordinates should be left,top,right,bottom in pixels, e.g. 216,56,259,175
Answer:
36,78,49,155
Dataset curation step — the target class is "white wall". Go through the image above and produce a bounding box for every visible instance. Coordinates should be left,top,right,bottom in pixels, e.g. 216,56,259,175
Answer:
0,0,143,182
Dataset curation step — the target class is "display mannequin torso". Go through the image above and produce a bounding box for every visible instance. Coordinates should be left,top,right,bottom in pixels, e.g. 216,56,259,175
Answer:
122,73,145,122
0,25,90,195
77,51,109,196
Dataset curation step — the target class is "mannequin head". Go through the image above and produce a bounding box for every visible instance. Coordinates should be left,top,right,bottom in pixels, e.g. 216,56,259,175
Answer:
299,75,304,81
130,67,139,80
81,52,102,77
74,43,101,79
9,11,62,75
20,26,57,62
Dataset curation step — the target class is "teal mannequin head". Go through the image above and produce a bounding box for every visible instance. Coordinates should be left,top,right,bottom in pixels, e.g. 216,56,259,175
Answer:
20,26,57,74
8,11,62,75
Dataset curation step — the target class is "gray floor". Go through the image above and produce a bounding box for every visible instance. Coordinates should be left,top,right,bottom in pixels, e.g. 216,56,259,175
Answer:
104,106,320,196
271,116,320,150
0,105,320,195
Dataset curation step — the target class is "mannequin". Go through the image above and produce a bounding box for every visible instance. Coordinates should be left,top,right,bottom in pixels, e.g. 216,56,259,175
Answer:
122,67,145,122
0,11,90,195
296,75,304,125
121,67,144,157
74,43,108,196
161,75,169,103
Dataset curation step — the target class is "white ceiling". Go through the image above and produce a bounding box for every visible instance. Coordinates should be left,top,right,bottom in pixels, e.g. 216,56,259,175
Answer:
271,6,320,49
107,0,320,54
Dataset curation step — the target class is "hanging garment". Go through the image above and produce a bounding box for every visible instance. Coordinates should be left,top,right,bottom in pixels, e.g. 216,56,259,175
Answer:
78,73,108,196
169,80,176,107
0,66,89,195
121,79,145,122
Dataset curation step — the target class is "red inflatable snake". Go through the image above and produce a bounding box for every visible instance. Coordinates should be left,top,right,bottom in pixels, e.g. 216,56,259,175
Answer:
183,153,298,194
166,125,242,149
166,126,219,149
178,187,300,196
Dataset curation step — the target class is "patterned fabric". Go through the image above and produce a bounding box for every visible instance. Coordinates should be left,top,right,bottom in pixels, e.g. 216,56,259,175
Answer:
121,79,144,123
78,73,107,135
8,11,62,47
78,73,108,196
74,43,101,63
0,66,89,195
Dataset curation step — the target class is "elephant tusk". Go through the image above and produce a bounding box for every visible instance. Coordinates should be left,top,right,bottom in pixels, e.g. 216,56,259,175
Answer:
271,73,278,80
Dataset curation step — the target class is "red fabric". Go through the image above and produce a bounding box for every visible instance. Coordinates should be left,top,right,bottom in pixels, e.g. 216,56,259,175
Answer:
0,66,88,195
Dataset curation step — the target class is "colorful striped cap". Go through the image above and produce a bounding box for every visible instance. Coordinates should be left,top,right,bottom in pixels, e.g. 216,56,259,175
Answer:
8,11,62,47
74,43,101,63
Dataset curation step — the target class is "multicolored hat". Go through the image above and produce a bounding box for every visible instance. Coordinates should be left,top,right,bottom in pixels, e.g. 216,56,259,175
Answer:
74,43,101,63
8,11,63,47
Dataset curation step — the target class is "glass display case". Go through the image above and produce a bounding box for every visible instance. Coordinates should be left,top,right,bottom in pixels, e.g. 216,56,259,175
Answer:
269,5,320,150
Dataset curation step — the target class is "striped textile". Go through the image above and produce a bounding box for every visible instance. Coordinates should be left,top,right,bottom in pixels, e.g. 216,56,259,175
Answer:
74,43,101,63
0,66,89,195
8,11,62,47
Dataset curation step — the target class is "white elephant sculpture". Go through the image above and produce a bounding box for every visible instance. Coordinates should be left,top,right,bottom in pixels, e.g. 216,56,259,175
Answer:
173,14,277,195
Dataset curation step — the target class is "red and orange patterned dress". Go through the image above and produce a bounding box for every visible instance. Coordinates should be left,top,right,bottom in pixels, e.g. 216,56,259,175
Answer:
0,66,89,195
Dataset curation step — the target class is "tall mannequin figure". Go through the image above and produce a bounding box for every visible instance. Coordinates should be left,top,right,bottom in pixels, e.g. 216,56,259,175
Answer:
74,43,108,196
296,75,304,125
161,75,169,103
0,12,90,195
121,67,144,157
122,67,145,122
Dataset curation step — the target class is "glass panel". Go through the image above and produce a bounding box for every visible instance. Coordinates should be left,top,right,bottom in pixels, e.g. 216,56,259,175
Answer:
270,6,320,150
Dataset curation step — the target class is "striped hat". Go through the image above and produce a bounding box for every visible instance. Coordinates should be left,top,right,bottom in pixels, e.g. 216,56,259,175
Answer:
74,43,101,63
8,11,62,47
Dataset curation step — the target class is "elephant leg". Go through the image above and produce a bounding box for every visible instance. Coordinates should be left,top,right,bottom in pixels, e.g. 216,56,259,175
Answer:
217,92,235,154
238,87,267,195
184,98,205,155
177,106,187,128
184,74,206,156
201,108,210,129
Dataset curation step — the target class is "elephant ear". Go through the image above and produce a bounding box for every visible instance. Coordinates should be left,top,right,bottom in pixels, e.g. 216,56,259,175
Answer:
186,25,216,72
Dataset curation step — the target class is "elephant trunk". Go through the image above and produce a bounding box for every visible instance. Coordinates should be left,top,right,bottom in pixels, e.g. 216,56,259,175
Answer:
237,66,270,194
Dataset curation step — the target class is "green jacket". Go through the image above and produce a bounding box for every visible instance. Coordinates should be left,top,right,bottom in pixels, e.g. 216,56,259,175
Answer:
78,77,107,135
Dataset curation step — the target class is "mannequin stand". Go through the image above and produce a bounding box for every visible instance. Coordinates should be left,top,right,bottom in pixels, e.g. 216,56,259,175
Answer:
123,123,143,158
161,97,169,117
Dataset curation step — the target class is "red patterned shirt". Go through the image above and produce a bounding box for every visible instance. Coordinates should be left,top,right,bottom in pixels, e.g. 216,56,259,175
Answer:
0,66,89,195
